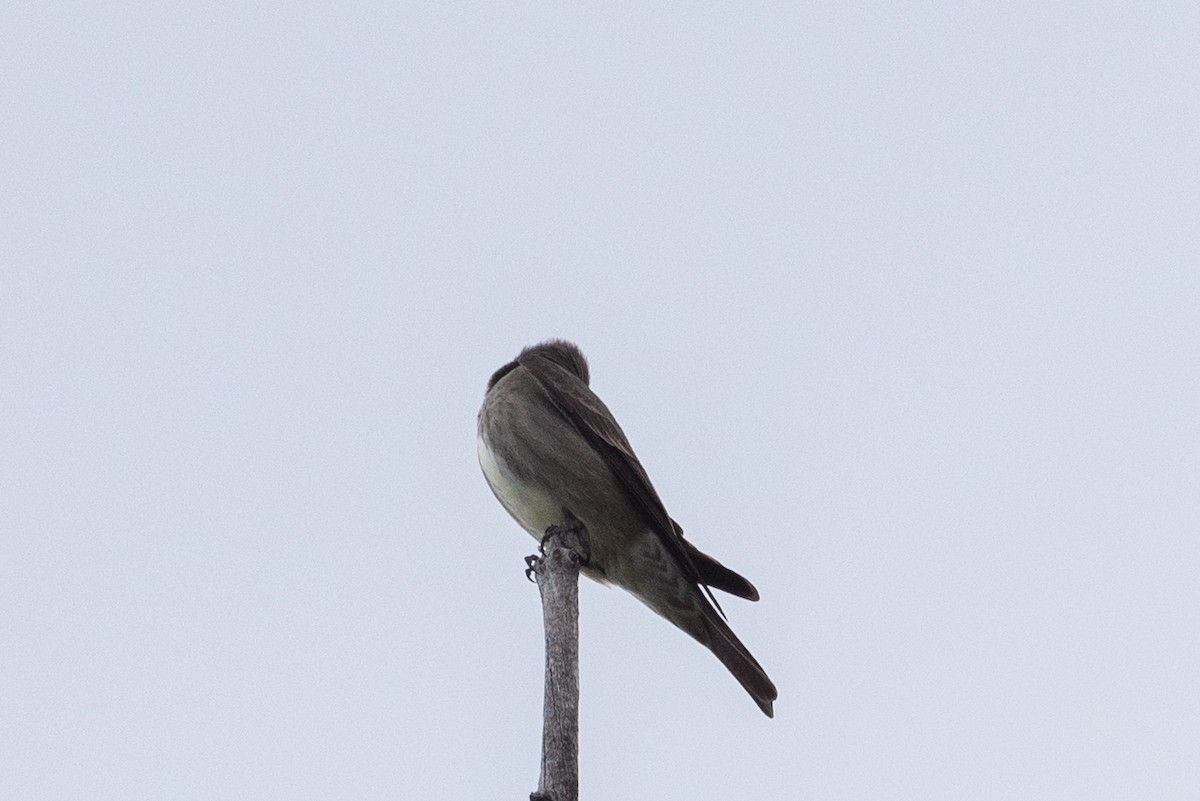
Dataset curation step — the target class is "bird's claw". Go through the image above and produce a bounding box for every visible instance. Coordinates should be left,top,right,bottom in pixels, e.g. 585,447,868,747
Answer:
539,519,591,565
524,554,541,582
527,517,590,583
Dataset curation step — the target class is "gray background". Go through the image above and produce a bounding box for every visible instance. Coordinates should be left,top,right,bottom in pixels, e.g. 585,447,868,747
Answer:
3,3,1197,799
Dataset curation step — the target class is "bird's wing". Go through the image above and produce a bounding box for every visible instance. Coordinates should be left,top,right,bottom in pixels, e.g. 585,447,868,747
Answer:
674,519,760,601
517,350,705,587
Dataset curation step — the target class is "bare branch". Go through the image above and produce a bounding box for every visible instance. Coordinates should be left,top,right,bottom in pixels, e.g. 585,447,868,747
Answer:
528,520,588,801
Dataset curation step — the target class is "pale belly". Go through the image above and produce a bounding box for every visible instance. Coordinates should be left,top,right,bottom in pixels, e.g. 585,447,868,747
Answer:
477,434,562,539
477,431,656,594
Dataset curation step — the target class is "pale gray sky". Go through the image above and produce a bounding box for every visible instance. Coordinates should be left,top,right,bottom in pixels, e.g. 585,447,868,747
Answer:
3,3,1198,799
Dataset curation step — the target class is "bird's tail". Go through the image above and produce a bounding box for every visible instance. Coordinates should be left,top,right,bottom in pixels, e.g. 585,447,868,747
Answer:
697,606,777,717
652,588,778,717
626,533,777,716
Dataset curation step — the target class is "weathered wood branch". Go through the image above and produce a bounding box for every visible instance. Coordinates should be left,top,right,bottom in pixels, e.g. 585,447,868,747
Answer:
528,520,588,801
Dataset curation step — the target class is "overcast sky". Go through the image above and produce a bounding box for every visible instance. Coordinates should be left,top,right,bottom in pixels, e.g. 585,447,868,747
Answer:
3,3,1198,799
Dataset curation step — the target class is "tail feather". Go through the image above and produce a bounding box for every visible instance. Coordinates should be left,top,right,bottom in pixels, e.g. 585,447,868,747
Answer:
630,530,777,716
701,608,777,717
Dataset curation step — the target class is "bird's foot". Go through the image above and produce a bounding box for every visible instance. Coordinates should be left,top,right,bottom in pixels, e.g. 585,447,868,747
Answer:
526,516,591,582
524,554,540,582
541,517,590,564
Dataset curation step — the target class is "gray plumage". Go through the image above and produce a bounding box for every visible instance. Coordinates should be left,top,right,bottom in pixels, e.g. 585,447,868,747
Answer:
477,339,777,717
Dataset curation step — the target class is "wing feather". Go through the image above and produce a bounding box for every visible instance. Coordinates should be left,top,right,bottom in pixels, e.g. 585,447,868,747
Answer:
517,350,704,586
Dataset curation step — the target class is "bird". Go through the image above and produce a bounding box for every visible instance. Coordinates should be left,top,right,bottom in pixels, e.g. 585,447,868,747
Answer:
477,339,777,716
